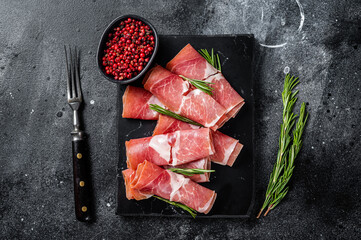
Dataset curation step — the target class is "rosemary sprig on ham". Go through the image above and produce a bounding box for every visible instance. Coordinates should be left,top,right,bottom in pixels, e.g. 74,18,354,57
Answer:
169,168,215,176
149,104,203,127
179,75,215,96
198,48,222,72
153,195,197,218
257,74,309,218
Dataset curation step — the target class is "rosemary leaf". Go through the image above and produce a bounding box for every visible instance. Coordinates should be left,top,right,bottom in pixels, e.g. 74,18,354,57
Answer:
149,104,203,127
257,74,308,218
216,54,222,72
179,75,214,95
169,168,215,176
198,48,222,72
153,195,197,218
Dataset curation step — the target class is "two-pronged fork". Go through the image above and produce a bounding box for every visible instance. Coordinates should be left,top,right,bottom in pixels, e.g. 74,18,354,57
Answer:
64,46,93,222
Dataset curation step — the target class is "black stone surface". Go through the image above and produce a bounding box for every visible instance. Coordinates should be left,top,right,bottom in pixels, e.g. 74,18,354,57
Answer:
0,0,360,239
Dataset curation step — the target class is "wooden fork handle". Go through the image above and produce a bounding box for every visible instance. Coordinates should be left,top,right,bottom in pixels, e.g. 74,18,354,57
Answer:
72,139,93,222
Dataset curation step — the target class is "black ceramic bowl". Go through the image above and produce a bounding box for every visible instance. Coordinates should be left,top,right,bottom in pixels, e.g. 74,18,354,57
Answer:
97,15,159,84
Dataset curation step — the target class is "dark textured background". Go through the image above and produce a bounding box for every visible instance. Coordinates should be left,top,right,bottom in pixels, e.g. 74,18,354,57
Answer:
0,0,360,239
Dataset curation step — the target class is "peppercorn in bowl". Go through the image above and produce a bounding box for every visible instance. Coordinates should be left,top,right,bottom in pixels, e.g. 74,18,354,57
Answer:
97,15,159,84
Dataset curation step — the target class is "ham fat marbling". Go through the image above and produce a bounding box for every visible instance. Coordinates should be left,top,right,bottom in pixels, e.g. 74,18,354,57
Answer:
126,128,214,169
164,158,211,183
154,115,243,166
121,84,243,167
123,161,217,214
143,65,228,130
122,86,164,120
121,43,249,215
166,44,245,118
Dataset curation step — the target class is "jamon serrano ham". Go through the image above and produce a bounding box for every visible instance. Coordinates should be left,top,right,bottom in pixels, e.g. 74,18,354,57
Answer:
210,131,243,166
154,115,243,166
205,73,245,118
166,44,218,80
126,128,215,169
143,65,228,130
153,113,200,136
122,86,163,120
122,168,151,200
166,44,245,118
123,160,217,214
120,85,243,166
120,43,249,215
164,158,211,183
125,158,210,185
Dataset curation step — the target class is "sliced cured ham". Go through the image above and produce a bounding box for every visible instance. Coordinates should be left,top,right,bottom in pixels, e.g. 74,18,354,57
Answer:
122,169,151,200
153,115,243,166
164,158,211,183
166,44,218,80
210,131,243,167
153,114,199,136
143,65,227,130
166,44,245,118
126,128,215,169
122,86,163,120
153,114,199,134
205,73,245,118
124,160,217,214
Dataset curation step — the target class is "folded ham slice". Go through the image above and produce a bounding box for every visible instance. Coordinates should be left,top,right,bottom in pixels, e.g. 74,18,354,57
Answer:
205,73,245,118
123,160,217,214
166,43,218,80
164,158,211,183
166,44,245,118
154,115,243,166
143,65,228,130
121,86,243,166
126,128,215,169
122,168,151,200
153,113,199,136
122,86,164,120
211,131,243,166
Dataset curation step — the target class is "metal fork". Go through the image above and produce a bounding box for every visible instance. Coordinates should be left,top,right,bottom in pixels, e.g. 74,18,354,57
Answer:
64,46,93,222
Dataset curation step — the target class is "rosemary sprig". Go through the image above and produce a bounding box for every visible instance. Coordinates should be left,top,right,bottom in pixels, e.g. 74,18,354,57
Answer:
257,74,308,218
153,195,197,218
169,168,215,176
149,104,203,127
198,48,222,72
179,75,215,95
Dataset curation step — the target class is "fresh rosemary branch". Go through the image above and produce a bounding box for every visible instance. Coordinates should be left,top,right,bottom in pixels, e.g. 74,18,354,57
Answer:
257,74,308,218
179,75,215,96
153,195,197,218
149,104,203,127
198,48,222,72
169,168,215,176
